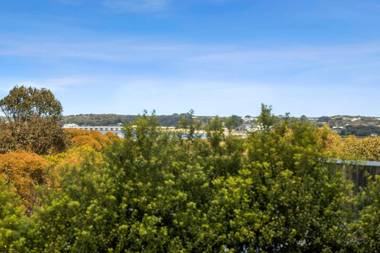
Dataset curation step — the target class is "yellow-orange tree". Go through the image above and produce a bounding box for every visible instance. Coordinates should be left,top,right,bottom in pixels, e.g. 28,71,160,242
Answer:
0,126,117,211
65,128,119,151
326,134,380,161
343,136,380,161
0,151,49,210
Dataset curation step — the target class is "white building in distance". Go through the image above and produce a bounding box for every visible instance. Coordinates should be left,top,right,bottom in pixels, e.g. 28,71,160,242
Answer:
63,124,124,138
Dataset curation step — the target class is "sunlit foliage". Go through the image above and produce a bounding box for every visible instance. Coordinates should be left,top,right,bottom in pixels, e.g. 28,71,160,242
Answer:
326,134,380,161
65,128,119,151
0,151,49,210
0,180,29,252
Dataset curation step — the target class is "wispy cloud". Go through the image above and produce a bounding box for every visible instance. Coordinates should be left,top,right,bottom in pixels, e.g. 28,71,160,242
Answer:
2,35,379,65
55,0,236,12
55,0,170,12
188,43,380,64
0,76,93,93
54,0,85,5
0,37,189,62
1,35,379,88
102,0,169,12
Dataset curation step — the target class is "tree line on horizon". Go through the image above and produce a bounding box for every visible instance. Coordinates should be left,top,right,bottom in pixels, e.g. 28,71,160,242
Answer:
63,114,380,138
63,113,244,131
2,86,380,252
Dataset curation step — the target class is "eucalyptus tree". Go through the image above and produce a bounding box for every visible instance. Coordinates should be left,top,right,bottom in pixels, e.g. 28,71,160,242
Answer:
0,86,66,154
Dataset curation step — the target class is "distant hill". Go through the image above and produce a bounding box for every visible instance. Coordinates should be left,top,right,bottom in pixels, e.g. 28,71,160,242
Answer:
63,113,216,127
315,116,380,137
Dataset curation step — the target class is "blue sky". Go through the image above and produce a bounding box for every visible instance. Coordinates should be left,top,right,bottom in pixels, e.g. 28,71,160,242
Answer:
0,0,379,116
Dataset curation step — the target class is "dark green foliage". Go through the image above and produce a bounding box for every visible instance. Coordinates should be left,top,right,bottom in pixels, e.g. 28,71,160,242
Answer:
225,115,244,132
63,113,216,128
341,125,380,137
63,114,135,126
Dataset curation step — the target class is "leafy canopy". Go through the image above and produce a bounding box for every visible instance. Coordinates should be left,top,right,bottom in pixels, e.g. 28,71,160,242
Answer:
0,86,66,154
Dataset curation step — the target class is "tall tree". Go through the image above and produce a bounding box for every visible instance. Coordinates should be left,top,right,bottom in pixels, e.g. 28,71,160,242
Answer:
0,86,62,122
0,86,66,154
257,103,277,130
225,115,243,132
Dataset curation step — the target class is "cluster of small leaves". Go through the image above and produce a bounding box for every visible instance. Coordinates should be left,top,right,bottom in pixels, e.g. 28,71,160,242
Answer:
336,136,380,161
350,176,380,252
0,180,29,252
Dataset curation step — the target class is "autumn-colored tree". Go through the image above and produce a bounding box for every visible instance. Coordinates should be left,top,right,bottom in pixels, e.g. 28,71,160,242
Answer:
325,133,380,161
64,128,119,151
0,86,66,154
317,124,344,157
0,151,49,210
46,144,107,191
346,136,380,161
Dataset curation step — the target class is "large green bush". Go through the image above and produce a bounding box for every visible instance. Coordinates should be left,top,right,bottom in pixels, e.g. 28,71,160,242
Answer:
18,110,357,252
